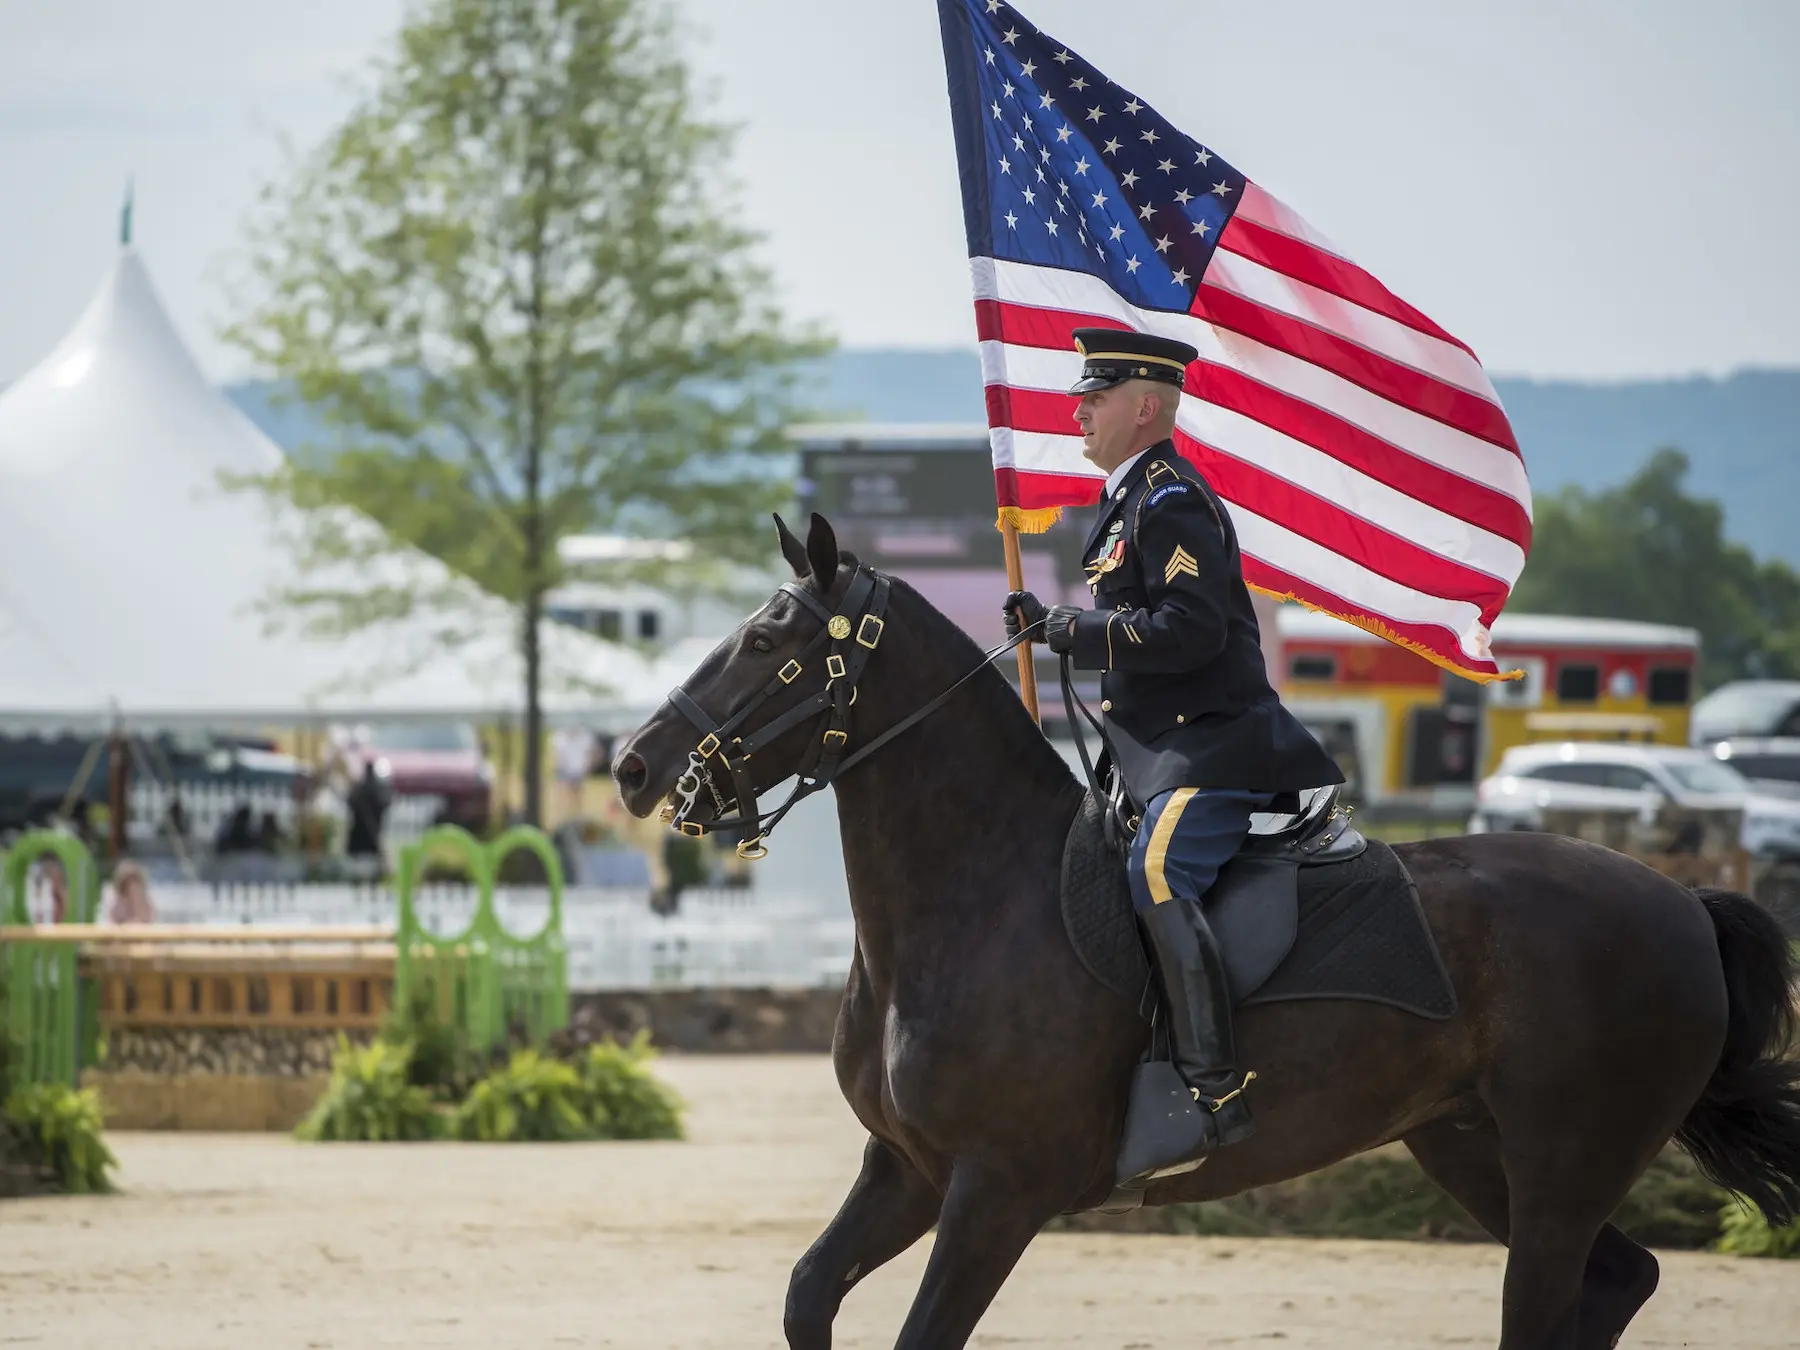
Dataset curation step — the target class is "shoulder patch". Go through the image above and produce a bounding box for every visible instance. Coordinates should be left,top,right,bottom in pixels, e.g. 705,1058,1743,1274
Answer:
1144,482,1191,508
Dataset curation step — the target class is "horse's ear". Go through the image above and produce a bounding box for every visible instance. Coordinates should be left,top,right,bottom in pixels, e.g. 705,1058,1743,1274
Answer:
806,513,841,592
774,513,810,578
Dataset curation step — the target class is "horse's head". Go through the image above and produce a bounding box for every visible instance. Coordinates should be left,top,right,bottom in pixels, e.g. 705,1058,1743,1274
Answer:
613,512,880,843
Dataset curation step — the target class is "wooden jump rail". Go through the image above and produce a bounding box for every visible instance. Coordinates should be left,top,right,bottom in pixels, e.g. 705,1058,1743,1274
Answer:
4,824,568,1093
0,924,442,1033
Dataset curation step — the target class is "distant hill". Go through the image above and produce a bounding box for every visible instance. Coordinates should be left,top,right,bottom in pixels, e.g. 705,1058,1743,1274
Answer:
226,355,1800,564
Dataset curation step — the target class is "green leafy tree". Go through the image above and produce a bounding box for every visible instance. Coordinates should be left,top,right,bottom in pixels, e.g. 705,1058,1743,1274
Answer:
1512,448,1800,689
226,0,825,822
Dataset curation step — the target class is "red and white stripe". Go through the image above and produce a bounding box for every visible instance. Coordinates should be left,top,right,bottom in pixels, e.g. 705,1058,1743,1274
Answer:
978,182,1531,680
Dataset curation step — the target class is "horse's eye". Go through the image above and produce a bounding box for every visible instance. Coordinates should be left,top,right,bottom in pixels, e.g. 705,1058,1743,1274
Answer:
751,635,774,654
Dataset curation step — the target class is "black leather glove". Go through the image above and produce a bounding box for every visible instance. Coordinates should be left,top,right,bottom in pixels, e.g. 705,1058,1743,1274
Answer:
1042,605,1082,653
1003,589,1048,639
1005,590,1082,652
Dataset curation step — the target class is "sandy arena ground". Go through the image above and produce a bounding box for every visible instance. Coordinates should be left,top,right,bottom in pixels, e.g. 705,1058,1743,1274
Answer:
3,1055,1794,1348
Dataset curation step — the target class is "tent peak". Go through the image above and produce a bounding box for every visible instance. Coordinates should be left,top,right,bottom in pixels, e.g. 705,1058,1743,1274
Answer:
120,176,134,248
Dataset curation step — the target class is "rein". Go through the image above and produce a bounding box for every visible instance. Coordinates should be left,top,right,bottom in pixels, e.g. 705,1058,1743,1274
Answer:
1059,654,1137,852
660,564,1041,858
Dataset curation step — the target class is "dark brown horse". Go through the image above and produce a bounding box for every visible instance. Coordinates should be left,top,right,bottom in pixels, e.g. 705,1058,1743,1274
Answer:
614,514,1800,1350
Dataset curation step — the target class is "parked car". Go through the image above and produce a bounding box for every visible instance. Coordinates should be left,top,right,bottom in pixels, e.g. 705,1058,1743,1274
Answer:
1468,741,1800,861
1708,737,1800,791
1690,680,1800,745
0,730,311,835
332,721,493,833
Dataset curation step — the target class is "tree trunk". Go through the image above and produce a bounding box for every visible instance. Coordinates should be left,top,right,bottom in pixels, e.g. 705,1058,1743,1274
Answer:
522,585,544,829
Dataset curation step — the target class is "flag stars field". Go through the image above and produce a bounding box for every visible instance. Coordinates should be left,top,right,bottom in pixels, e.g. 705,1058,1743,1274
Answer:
940,0,1532,681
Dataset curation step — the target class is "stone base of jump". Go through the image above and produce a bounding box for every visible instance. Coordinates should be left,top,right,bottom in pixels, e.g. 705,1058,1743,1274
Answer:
567,986,844,1054
82,1069,333,1132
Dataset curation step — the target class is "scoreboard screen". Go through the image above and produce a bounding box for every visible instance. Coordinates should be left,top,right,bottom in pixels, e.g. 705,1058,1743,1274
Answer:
795,427,1091,647
793,425,1285,739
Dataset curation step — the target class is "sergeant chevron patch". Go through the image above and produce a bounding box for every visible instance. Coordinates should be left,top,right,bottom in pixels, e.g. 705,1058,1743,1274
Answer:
1164,546,1200,584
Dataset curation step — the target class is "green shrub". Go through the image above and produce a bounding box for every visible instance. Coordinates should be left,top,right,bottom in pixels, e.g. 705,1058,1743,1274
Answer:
0,954,15,1100
380,989,476,1099
3,1083,116,1194
664,834,710,890
1717,1200,1800,1258
1609,1151,1733,1248
579,1034,684,1141
295,1037,443,1142
450,1049,595,1142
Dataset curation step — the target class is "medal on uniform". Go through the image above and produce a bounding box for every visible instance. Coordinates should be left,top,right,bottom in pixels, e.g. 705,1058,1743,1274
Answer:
1084,536,1127,591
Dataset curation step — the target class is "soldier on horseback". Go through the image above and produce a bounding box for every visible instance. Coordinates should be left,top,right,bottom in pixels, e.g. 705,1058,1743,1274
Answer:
1005,328,1343,1165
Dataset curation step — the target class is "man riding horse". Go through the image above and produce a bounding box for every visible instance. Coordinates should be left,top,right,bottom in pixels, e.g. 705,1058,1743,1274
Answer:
1005,328,1342,1170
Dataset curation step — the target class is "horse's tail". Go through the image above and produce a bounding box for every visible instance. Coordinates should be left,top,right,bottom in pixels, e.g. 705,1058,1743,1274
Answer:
1673,886,1800,1227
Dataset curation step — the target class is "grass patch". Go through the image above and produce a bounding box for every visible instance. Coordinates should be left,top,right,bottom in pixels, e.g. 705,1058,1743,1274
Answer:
1717,1202,1800,1258
1051,1146,1730,1248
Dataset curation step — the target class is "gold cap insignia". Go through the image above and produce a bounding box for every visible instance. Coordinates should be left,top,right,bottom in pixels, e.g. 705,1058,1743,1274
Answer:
828,616,852,639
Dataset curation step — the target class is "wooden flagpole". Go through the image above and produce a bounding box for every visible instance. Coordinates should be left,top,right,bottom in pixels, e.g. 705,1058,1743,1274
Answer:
1000,518,1041,722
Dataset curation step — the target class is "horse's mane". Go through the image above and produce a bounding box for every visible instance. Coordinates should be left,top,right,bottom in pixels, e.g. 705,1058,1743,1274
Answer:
877,571,1079,800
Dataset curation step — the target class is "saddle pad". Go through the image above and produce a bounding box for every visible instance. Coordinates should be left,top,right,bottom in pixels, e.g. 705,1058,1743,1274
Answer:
1060,791,1146,1003
1060,795,1457,1020
1240,837,1457,1019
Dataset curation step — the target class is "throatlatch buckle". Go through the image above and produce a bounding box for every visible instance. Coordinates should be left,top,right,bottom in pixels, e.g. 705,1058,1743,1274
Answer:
697,733,721,758
825,653,847,680
679,821,706,837
778,659,803,684
823,728,849,750
856,614,885,649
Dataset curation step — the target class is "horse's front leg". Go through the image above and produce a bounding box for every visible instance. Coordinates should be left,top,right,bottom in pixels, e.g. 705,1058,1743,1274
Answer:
784,1135,943,1350
891,1159,1068,1350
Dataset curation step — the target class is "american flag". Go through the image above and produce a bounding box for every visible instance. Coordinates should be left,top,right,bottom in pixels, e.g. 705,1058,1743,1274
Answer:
937,0,1531,681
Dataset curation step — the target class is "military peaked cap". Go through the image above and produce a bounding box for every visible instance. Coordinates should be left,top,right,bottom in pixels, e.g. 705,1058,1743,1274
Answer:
1067,327,1200,395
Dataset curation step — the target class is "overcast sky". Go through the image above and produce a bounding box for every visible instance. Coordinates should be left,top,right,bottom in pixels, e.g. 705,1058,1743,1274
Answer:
2,0,1795,386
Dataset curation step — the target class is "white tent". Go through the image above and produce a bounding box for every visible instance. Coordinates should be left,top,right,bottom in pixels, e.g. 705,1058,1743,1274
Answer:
0,246,663,733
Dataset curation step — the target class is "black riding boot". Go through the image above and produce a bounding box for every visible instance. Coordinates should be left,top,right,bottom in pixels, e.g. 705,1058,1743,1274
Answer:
1141,896,1256,1147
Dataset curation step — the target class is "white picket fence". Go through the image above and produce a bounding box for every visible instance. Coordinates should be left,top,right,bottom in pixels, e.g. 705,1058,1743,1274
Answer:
128,780,445,849
142,882,853,990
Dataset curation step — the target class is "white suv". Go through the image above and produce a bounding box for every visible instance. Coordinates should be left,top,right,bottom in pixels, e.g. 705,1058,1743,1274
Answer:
1469,741,1800,860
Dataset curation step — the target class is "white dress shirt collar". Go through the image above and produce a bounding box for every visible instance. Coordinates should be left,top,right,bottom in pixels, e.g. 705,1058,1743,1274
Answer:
1103,449,1151,500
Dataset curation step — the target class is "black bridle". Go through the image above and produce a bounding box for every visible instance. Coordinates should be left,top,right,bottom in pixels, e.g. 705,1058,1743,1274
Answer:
660,563,1039,858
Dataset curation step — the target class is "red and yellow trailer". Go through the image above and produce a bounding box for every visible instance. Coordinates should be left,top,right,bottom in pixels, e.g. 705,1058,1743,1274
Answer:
1273,608,1700,804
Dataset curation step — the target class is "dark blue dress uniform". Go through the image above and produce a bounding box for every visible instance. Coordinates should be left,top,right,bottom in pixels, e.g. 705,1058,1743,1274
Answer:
1072,445,1344,817
1005,326,1342,1171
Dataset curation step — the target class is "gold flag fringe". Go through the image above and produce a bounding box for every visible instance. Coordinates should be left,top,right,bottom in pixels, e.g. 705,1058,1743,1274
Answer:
996,505,1067,535
1249,584,1524,684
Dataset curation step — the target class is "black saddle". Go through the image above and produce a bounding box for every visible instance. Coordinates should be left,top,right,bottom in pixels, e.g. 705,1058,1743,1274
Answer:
1061,784,1369,1010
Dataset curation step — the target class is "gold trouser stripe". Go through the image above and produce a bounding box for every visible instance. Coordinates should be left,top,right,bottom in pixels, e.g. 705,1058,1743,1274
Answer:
1144,787,1198,905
